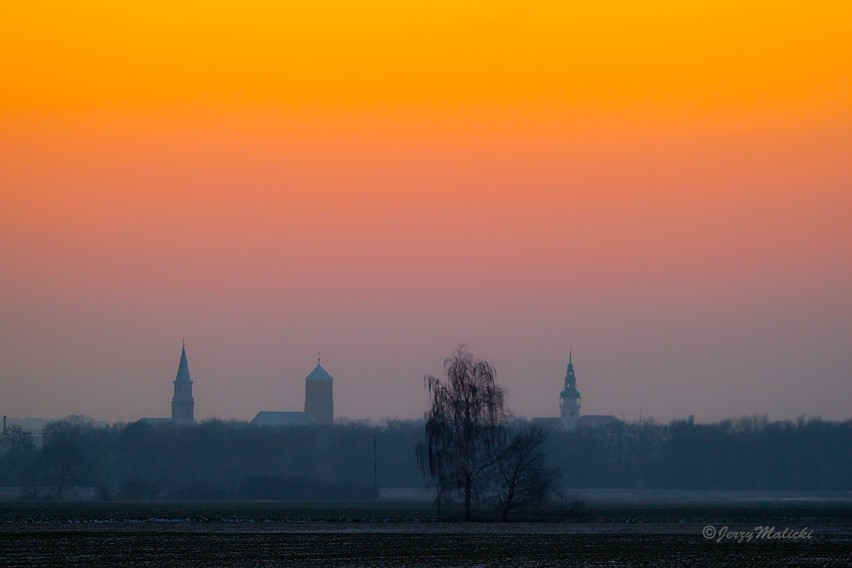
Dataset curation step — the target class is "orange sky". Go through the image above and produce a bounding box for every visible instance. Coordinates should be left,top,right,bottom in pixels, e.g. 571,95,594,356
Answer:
1,1,849,423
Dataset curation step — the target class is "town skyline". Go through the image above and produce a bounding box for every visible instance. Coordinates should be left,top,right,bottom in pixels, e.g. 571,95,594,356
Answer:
3,338,848,425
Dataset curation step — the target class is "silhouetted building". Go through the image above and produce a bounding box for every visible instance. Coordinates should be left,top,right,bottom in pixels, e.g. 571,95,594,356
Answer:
137,342,196,425
252,356,335,427
576,415,621,428
533,352,622,430
304,357,334,425
560,352,581,429
171,341,195,423
136,417,173,427
251,411,315,427
530,417,562,429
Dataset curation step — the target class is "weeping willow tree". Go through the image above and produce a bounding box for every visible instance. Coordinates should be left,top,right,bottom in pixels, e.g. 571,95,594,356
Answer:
418,348,507,520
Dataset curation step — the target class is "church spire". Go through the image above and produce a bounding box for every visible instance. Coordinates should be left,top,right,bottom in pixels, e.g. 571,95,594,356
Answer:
564,351,576,388
172,341,195,422
175,341,192,384
560,351,581,428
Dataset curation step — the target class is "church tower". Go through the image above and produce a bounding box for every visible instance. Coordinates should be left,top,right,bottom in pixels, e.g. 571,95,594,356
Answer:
304,355,334,425
560,352,581,429
171,341,195,423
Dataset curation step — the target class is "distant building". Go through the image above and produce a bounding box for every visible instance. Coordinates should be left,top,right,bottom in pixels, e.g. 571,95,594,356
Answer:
251,411,315,427
560,352,581,429
137,341,196,426
304,357,334,425
575,415,622,428
533,352,622,430
171,341,195,423
136,417,173,427
530,417,562,429
252,356,335,427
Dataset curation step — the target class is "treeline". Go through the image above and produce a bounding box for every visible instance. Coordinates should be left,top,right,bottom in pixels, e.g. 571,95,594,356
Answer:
0,419,424,500
548,416,851,491
0,416,848,500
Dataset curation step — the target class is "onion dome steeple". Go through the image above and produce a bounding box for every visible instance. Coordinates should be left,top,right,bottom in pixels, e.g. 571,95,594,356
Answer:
560,351,581,428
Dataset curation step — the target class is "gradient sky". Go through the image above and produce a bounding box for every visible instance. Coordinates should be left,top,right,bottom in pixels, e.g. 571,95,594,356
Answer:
1,1,849,424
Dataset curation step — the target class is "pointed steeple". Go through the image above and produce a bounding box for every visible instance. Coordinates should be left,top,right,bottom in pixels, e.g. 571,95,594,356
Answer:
560,351,581,428
564,351,576,389
171,341,195,422
175,342,192,384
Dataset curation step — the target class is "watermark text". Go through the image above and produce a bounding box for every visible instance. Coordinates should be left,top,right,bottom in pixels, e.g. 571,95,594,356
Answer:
702,525,813,543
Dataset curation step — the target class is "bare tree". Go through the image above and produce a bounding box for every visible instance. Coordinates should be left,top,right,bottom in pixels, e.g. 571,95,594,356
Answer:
492,424,560,521
418,347,507,521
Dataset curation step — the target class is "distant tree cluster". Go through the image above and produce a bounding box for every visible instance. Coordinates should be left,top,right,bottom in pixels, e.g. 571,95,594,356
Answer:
0,419,424,501
548,415,851,491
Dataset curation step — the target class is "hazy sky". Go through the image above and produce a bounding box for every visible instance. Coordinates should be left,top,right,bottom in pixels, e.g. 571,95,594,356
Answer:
1,2,849,424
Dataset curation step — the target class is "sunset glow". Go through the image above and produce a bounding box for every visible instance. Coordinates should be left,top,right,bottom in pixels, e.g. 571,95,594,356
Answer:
1,1,849,423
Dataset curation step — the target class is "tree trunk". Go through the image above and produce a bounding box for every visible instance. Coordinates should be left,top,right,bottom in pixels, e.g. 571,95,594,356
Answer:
501,489,514,522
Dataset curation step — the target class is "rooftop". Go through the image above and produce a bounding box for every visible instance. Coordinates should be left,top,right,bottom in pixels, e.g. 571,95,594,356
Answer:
251,411,315,427
306,363,333,381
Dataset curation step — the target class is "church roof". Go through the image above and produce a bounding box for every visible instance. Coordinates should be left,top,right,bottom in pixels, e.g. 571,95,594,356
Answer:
136,417,173,426
175,343,192,383
306,363,333,381
577,415,622,427
251,411,315,427
530,417,563,429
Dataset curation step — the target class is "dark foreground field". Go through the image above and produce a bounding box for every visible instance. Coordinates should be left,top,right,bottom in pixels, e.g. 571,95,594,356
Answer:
1,502,850,567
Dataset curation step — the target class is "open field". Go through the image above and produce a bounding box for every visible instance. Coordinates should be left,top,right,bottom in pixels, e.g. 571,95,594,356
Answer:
3,529,850,567
1,500,849,566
